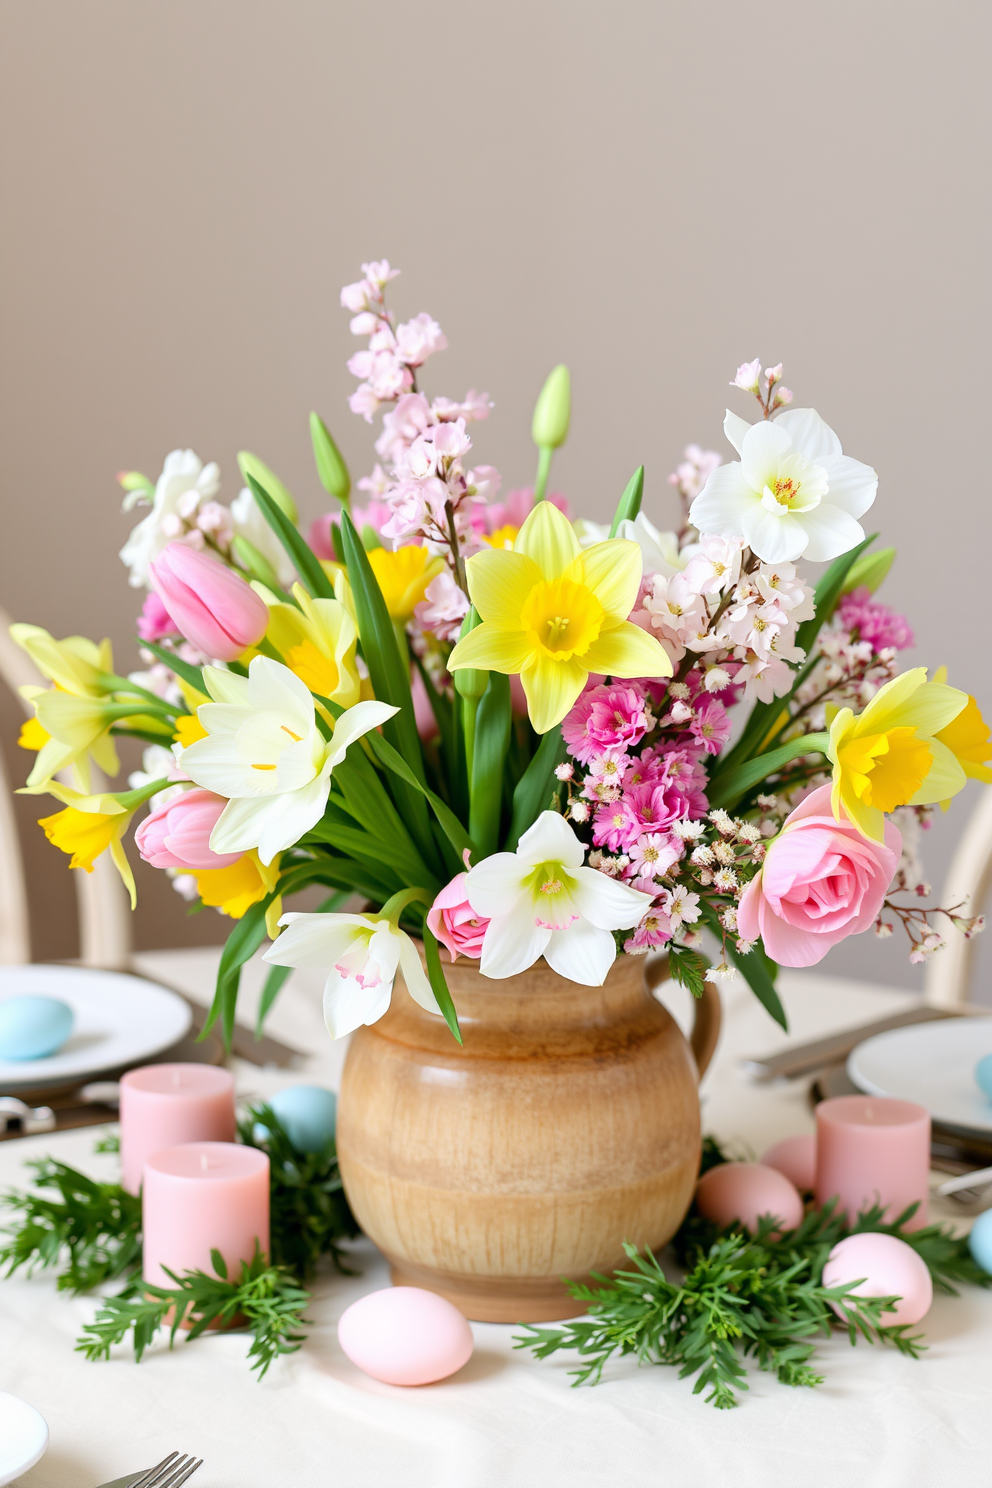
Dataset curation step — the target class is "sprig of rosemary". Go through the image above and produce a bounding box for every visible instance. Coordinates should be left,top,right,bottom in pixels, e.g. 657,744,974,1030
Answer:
237,1103,360,1281
76,1244,310,1379
0,1158,142,1294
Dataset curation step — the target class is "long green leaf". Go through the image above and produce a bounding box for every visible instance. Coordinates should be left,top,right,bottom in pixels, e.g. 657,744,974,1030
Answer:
332,739,434,871
609,465,645,538
279,856,390,904
422,924,463,1044
139,641,206,696
470,673,511,857
364,729,472,866
202,896,276,1049
700,901,787,1031
707,731,830,810
245,472,335,599
795,532,877,658
506,727,567,849
308,815,426,895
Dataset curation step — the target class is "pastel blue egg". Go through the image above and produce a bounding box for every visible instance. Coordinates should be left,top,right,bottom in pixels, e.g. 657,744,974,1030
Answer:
258,1085,337,1153
968,1209,992,1276
0,996,75,1060
975,1054,992,1101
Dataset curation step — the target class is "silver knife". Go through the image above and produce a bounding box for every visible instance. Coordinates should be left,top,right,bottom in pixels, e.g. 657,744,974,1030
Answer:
740,1003,963,1082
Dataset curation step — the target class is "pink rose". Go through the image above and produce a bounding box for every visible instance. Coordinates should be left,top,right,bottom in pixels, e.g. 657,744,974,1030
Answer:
737,785,901,967
426,873,490,961
149,543,269,662
135,788,242,871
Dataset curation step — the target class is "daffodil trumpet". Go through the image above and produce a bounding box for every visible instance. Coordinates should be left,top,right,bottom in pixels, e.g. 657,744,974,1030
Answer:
30,776,171,908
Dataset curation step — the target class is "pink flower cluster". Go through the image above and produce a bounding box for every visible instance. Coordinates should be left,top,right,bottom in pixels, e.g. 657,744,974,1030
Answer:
836,587,915,653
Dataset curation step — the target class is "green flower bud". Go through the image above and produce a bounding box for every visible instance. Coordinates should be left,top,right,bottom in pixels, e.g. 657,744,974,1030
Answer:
453,607,488,700
237,452,299,526
310,412,351,506
231,534,280,591
531,365,571,450
841,547,895,595
116,470,154,496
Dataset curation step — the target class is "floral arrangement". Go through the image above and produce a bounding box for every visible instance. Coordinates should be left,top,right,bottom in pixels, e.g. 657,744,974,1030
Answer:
11,262,990,1040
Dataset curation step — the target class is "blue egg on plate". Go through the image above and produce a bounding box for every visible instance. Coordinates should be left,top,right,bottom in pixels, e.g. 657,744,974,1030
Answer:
968,1209,992,1276
0,996,75,1060
975,1054,992,1102
255,1085,337,1153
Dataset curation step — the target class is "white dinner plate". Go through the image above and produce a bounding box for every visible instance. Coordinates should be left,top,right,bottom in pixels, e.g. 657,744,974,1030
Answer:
0,965,192,1094
847,1016,992,1136
0,1391,49,1485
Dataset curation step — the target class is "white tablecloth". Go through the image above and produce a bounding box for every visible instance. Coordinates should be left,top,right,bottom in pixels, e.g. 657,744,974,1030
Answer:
2,954,990,1488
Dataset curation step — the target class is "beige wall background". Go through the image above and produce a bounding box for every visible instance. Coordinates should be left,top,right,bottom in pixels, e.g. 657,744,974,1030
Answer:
0,0,988,992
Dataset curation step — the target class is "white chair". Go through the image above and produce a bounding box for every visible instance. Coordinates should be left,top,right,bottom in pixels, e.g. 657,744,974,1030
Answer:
0,611,133,969
924,785,992,1011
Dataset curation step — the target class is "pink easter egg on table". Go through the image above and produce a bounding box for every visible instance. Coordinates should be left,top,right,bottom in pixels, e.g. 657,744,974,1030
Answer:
338,1286,474,1386
760,1133,817,1192
821,1232,933,1326
696,1162,804,1234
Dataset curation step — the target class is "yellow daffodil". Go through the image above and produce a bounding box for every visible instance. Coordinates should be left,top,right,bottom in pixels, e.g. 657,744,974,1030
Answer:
10,624,112,695
264,583,360,706
190,850,282,937
17,717,49,752
447,501,672,733
827,668,970,840
11,624,120,789
368,544,444,622
931,667,992,789
32,779,164,908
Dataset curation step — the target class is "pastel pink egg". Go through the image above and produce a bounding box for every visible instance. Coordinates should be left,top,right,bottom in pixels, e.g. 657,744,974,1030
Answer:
760,1133,817,1193
337,1286,474,1386
821,1232,933,1326
696,1162,804,1234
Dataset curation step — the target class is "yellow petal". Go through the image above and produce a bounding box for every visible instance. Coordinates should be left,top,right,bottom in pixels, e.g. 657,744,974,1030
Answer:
935,694,992,781
572,540,642,621
38,807,119,871
881,681,968,738
581,622,674,680
190,854,268,917
17,718,49,751
521,654,588,733
110,835,137,910
174,713,208,747
448,622,533,674
908,736,968,806
856,668,927,733
368,545,444,620
464,548,541,627
515,501,580,580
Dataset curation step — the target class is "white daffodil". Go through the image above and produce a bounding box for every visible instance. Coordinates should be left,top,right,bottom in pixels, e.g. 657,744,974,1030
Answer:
616,512,698,577
465,810,654,985
262,911,441,1038
179,655,396,864
119,449,220,587
689,409,877,565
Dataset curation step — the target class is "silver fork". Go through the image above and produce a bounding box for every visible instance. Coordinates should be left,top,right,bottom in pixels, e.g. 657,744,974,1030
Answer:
97,1453,203,1488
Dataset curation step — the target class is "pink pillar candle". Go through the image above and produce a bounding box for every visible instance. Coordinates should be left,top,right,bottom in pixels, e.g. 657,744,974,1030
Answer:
119,1063,236,1194
142,1142,270,1289
815,1095,930,1230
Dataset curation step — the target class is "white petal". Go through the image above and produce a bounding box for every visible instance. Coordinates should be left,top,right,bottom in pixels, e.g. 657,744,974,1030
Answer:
196,703,253,738
203,667,251,706
247,656,315,730
323,968,393,1038
327,700,399,765
688,463,755,538
465,855,527,917
569,866,654,930
773,408,842,461
740,505,808,563
210,793,286,854
368,921,402,983
795,504,865,563
723,409,753,456
543,920,617,985
397,934,442,1015
479,912,550,979
263,913,374,969
182,737,267,797
740,420,793,492
257,775,330,862
515,810,585,871
820,454,878,519
273,736,322,792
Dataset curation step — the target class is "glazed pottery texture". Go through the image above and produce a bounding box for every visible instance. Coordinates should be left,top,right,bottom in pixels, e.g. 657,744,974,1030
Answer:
337,951,721,1321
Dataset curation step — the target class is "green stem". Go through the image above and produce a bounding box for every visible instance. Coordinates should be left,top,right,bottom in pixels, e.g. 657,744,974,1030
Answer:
462,694,480,782
99,675,181,715
379,886,433,924
533,446,553,504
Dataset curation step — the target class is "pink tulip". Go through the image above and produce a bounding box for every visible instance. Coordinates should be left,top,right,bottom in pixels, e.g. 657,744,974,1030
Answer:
737,785,901,967
426,873,490,961
135,788,242,870
149,543,269,661
136,591,178,643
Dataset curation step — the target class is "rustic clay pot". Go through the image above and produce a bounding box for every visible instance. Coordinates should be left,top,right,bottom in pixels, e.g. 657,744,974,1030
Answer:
336,950,721,1322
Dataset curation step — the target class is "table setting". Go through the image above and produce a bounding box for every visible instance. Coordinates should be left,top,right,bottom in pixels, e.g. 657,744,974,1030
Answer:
2,262,992,1485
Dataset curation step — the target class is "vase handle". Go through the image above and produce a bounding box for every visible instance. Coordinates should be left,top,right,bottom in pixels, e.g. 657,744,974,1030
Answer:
644,954,722,1080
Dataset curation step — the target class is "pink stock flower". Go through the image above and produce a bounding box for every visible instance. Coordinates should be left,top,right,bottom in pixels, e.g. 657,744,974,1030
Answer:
432,390,492,423
682,535,743,596
135,788,242,871
426,873,490,961
837,588,915,652
149,544,269,662
592,796,642,854
687,696,731,755
414,570,470,641
562,684,652,765
137,591,178,643
736,784,901,967
395,313,447,366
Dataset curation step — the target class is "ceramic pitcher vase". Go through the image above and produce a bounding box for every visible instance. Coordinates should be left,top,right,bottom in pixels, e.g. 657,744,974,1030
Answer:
336,949,721,1322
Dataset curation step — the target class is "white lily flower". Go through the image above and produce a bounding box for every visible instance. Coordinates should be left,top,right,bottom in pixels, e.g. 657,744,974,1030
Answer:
689,408,877,565
262,912,441,1038
179,655,397,864
119,449,220,587
465,810,654,986
616,512,698,577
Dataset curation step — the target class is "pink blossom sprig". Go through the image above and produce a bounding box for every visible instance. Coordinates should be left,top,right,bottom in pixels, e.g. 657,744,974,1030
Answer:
730,359,794,418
